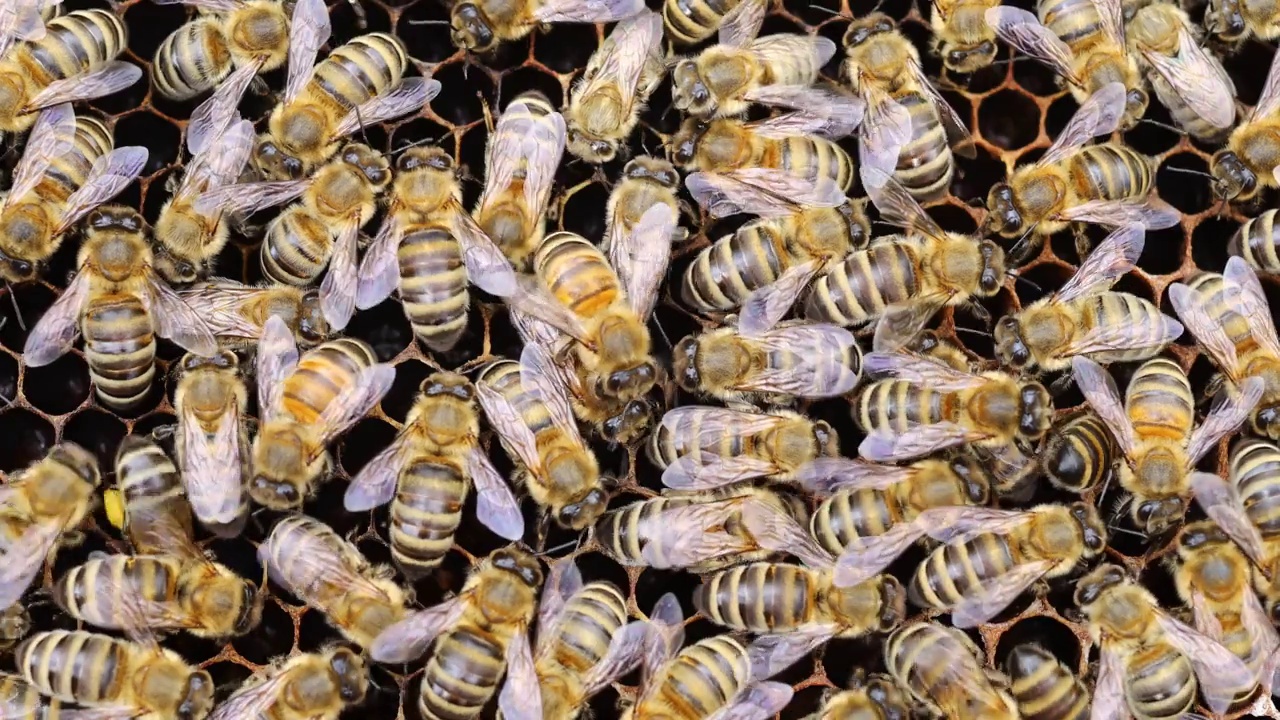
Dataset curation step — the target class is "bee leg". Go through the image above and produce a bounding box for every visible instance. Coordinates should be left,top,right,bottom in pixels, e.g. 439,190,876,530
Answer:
346,0,368,29
1072,224,1094,262
1049,372,1076,397
149,423,178,443
1200,373,1227,409
248,75,272,97
967,302,991,327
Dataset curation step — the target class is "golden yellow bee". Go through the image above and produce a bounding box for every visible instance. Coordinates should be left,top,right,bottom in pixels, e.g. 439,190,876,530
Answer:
369,547,543,720
671,115,855,194
885,621,1020,720
663,0,763,46
812,671,913,720
931,0,1001,73
176,279,331,348
204,647,367,720
112,435,196,555
1206,0,1280,43
0,0,60,60
449,0,644,52
1210,49,1280,202
172,350,251,536
1229,208,1280,276
1004,644,1092,720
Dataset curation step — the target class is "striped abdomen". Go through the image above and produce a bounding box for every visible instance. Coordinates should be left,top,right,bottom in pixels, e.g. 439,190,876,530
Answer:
39,117,112,203
695,562,816,633
1150,70,1230,142
1072,292,1173,364
1230,439,1280,539
592,495,694,566
1231,209,1280,274
646,411,773,469
1039,0,1106,52
1006,644,1090,720
55,555,181,631
886,622,1014,718
756,135,854,191
389,458,468,579
804,239,922,326
261,207,332,286
1125,358,1193,443
536,232,622,320
16,630,129,706
1184,273,1256,355
82,294,155,411
1067,143,1152,203
280,338,377,425
1122,644,1195,720
894,91,953,202
663,0,740,45
478,361,557,444
539,583,627,676
908,532,1016,610
18,9,127,86
114,435,191,556
307,33,408,113
854,380,950,435
810,487,901,555
1044,413,1117,492
419,627,508,720
638,636,750,718
151,17,232,100
398,226,468,352
0,673,62,718
680,218,793,312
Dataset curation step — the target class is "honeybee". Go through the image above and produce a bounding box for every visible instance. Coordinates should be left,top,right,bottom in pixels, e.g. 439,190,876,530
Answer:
369,547,543,720
0,8,140,136
671,115,855,194
258,514,406,648
1004,644,1092,720
1127,2,1236,142
173,350,250,536
206,647,367,720
1229,209,1280,275
0,103,147,284
1076,563,1256,718
176,279,330,347
0,0,61,60
15,629,214,720
1073,356,1262,536
355,146,516,351
842,13,977,201
805,171,1006,351
111,435,195,556
853,351,1052,496
0,442,98,615
530,560,646,719
985,0,1148,131
605,155,684,255
22,205,218,411
673,320,862,407
343,372,524,579
565,9,664,164
624,592,794,720
649,405,839,491
981,82,1176,258
249,32,437,181
250,315,394,509
811,671,912,720
993,224,1181,377
663,0,763,46
884,621,1020,720
1206,0,1280,42
0,604,29,651
1168,258,1280,439
473,92,565,269
1043,411,1118,493
592,485,807,572
931,0,1001,73
0,672,66,717
151,115,255,284
449,0,643,52
476,350,607,530
1211,45,1280,202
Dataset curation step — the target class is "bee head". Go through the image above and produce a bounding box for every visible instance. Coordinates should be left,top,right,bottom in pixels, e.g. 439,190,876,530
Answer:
1178,520,1229,553
566,126,618,164
48,442,101,488
87,206,144,232
343,144,391,188
1068,502,1107,555
600,356,658,401
451,2,495,51
669,118,709,168
945,40,997,74
153,246,201,284
176,670,214,720
180,349,237,374
1005,645,1055,682
671,59,715,116
556,487,608,529
948,456,991,504
993,315,1032,371
672,334,702,392
492,547,543,587
1134,495,1184,536
254,136,305,181
875,576,906,631
329,648,368,702
977,239,1005,296
1207,0,1247,40
1074,563,1126,607
984,183,1022,237
1121,88,1149,130
1210,149,1257,201
1017,382,1051,440
297,290,330,344
843,13,896,48
601,399,653,444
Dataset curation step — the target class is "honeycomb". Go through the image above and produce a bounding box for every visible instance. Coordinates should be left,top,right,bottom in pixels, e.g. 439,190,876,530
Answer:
0,0,1276,717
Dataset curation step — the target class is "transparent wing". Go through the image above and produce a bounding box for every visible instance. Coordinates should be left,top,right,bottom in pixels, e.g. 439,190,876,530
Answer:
1224,257,1280,359
909,59,975,157
22,269,88,367
319,222,359,331
175,281,273,340
582,621,647,695
1058,306,1183,358
1056,198,1181,229
144,274,219,357
745,631,834,683
343,433,411,512
284,0,331,103
336,78,439,139
451,204,517,297
260,520,397,609
54,146,149,235
537,558,582,640
985,6,1077,80
685,169,842,219
368,598,466,663
25,61,142,110
661,454,780,490
738,259,822,337
206,671,291,720
738,323,861,397
640,501,757,568
750,110,855,141
742,84,864,139
315,364,394,445
0,521,60,609
574,10,663,117
748,34,838,74
858,423,990,462
1168,282,1238,374
716,0,766,46
1189,472,1266,566
186,63,259,157
514,110,566,216
255,315,299,421
950,559,1052,628
741,495,835,568
613,203,675,320
7,103,74,209
1095,0,1126,45
1091,645,1128,720
356,216,404,310
180,402,244,527
858,93,912,183
861,351,986,391
179,117,255,200
1054,224,1144,303
1242,583,1280,663
518,343,586,443
468,449,524,541
1072,356,1137,454
1040,82,1128,167
149,0,242,11
1252,41,1280,121
863,171,947,240
710,682,795,720
871,293,953,353
476,381,544,474
532,0,645,23
0,0,50,59
1156,610,1256,715
914,505,1032,544
1186,377,1264,463
497,631,543,720
479,100,538,212
1144,30,1235,131
793,457,916,495
57,559,190,634
833,517,930,587
641,593,684,686
193,179,307,217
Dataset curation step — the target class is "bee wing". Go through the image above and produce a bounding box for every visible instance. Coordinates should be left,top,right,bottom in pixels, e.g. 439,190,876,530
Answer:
659,405,786,439
709,682,795,720
661,453,780,490
745,85,863,139
180,117,255,200
859,423,991,462
518,343,586,443
1072,356,1138,454
22,268,89,367
54,146,149,235
255,315,300,422
180,400,245,528
0,0,50,59
748,34,839,73
1095,0,1126,45
858,93,913,183
1143,30,1235,131
871,293,953,353
575,10,663,115
1250,43,1280,122
194,179,308,218
450,203,517,297
862,351,986,390
537,558,583,639
498,631,543,720
319,222,359,331
368,597,467,663
25,61,142,111
685,169,842,219
57,559,187,635
741,495,836,568
1190,589,1226,639
951,559,1054,628
467,449,525,541
1242,583,1280,661
1155,610,1256,715
175,282,270,339
143,273,219,357
1057,306,1183,359
1054,224,1145,303
1168,282,1239,374
477,381,544,474
745,631,836,684
0,520,61,610
640,501,756,568
6,103,75,209
1189,472,1268,566
738,258,823,337
336,77,440,139
613,203,675,321
1186,377,1265,464
508,275,592,347
908,59,975,157
915,505,1032,543
283,0,330,103
716,0,767,46
356,216,405,310
1224,257,1280,359
749,110,854,141
518,116,565,218
186,63,259,157
531,0,645,23
206,671,293,720
582,621,647,695
314,364,394,445
794,457,915,495
739,323,861,397
638,593,684,693
343,431,412,512
1039,82,1128,168
149,0,241,8
833,517,931,587
480,99,562,213
1055,198,1181,230
1091,644,1128,720
862,170,948,240
985,6,1077,81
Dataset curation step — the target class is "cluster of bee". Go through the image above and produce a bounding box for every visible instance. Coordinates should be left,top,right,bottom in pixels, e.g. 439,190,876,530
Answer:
5,0,1280,717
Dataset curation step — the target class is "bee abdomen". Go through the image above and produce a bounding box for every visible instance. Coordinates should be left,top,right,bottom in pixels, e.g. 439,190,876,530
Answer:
1230,439,1280,536
908,534,1015,610
593,497,680,565
82,295,156,411
1069,143,1152,202
536,232,621,319
895,92,954,202
662,0,736,45
1123,645,1196,720
478,360,555,438
399,227,469,352
1040,0,1104,49
42,117,113,201
419,628,506,720
811,488,896,554
262,208,331,286
22,9,127,84
311,33,408,111
681,221,788,312
1006,644,1090,720
16,630,127,705
0,674,58,717
390,460,468,579
544,583,628,673
805,241,920,326
854,380,947,434
653,636,750,716
281,338,377,424
152,17,231,101
1045,413,1116,492
56,556,178,629
1127,358,1194,440
1231,210,1280,274
695,562,814,632
1078,292,1174,364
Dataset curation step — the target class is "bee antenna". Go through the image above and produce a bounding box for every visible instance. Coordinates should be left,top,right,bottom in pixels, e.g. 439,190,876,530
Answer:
807,3,850,18
988,56,1031,67
953,326,992,339
347,0,368,29
1107,524,1147,539
539,537,581,556
1007,224,1040,264
407,18,451,24
354,105,370,146
3,282,22,331
1140,118,1186,135
1007,271,1043,294
1165,165,1216,181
